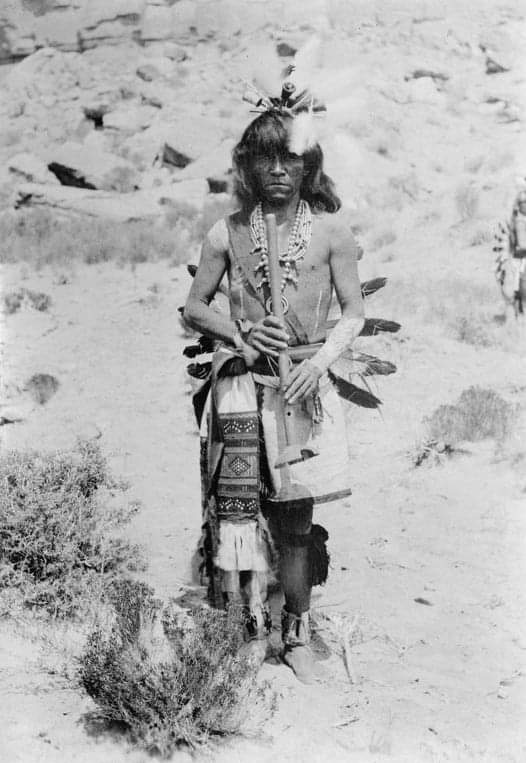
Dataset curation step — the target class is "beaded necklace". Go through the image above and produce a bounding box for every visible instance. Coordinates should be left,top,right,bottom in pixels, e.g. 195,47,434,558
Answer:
249,200,312,297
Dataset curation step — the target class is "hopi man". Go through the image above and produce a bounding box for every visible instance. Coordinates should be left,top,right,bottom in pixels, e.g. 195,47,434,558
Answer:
184,104,365,683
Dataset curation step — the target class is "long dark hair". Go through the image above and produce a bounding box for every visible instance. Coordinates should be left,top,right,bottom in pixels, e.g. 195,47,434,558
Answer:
232,111,341,215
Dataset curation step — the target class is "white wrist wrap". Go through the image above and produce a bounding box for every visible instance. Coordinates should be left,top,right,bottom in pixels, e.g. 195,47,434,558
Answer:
310,316,364,374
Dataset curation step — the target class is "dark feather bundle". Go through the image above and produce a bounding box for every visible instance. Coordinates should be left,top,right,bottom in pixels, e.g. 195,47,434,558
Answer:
360,277,387,298
309,524,330,587
354,353,397,376
186,362,212,380
183,336,216,358
328,369,382,408
360,318,401,336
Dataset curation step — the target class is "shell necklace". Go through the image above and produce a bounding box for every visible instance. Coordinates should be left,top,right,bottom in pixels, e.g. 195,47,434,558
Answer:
249,200,312,302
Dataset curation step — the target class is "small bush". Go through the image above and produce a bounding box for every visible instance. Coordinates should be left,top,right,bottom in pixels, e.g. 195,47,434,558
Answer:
450,316,491,347
80,580,270,755
0,439,144,617
424,386,516,444
469,227,493,246
2,287,52,314
25,372,60,405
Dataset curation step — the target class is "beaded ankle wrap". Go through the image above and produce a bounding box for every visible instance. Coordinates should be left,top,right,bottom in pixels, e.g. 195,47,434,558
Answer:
243,605,272,642
281,609,310,647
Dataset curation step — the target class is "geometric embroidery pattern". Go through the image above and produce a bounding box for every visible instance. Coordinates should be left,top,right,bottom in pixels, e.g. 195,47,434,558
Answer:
228,456,251,476
217,410,260,521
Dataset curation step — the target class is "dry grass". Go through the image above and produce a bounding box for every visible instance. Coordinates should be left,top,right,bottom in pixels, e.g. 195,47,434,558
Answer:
0,205,203,269
368,274,522,352
80,580,273,756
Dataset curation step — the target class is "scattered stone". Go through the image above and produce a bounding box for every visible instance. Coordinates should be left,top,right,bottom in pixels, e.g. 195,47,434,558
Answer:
414,597,433,606
161,142,192,169
136,63,161,82
103,104,158,132
485,56,509,75
25,373,60,405
207,175,230,194
14,181,203,221
8,152,60,185
405,69,449,83
47,141,140,191
0,403,32,425
276,41,297,57
83,105,109,129
78,0,144,50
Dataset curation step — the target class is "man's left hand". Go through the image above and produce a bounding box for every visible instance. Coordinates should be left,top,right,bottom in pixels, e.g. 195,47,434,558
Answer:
284,361,322,404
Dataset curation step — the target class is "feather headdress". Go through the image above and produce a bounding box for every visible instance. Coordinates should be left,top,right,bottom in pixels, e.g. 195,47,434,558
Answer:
241,36,329,155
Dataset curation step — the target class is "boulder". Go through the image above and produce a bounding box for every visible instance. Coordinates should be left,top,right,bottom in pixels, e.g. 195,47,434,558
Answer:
0,18,37,62
14,182,162,221
140,4,173,43
14,180,206,221
32,10,81,51
79,0,145,49
8,152,60,185
103,103,158,132
136,63,161,82
46,141,140,191
122,119,221,170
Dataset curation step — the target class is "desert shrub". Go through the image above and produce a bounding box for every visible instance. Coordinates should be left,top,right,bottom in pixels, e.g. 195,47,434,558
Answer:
25,372,60,405
80,579,271,755
469,227,493,246
424,386,516,444
450,315,491,347
2,287,51,314
455,183,479,221
0,439,144,617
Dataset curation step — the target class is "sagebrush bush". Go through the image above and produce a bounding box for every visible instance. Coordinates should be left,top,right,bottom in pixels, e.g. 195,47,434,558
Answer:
80,579,271,755
0,439,144,617
424,386,516,444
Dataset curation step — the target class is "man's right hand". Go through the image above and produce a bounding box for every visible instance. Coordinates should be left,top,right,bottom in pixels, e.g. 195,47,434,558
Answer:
246,315,289,357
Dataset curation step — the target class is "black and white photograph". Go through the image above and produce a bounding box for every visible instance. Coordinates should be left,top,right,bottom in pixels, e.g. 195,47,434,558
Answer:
0,1,525,761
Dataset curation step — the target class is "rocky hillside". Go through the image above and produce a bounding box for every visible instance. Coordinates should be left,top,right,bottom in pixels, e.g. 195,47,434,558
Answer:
0,0,524,245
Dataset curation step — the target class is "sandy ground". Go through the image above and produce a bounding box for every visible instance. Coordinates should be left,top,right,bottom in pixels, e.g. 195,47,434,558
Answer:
1,1,526,759
1,254,525,762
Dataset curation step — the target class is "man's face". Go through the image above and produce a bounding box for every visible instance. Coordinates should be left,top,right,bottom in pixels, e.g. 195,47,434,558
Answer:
253,146,305,205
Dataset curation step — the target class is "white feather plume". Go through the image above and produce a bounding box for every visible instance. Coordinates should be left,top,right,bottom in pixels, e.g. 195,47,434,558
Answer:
246,43,283,100
288,109,318,155
288,36,324,94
